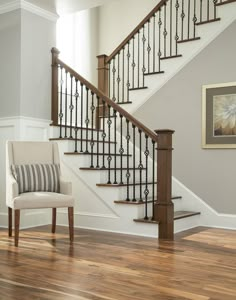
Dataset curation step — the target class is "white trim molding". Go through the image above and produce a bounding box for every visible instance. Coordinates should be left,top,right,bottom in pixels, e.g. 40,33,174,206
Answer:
0,0,58,22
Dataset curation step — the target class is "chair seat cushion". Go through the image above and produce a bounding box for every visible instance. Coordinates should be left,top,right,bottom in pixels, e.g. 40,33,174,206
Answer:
12,192,74,209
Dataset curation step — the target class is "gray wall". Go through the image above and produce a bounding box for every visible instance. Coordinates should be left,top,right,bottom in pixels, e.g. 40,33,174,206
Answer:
20,10,56,120
0,9,55,120
135,20,236,214
0,10,21,117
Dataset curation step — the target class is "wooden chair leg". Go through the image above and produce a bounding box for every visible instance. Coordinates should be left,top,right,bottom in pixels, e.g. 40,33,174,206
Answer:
8,207,12,237
68,207,74,243
52,208,56,233
14,209,20,247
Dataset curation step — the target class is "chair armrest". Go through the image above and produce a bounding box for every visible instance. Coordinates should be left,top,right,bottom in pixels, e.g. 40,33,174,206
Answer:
60,177,72,195
6,175,19,207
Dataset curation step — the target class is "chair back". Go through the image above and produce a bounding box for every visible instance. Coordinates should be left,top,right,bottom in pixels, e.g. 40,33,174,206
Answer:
7,141,60,166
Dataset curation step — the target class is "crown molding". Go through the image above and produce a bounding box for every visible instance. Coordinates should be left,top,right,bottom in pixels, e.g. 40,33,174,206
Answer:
0,0,58,22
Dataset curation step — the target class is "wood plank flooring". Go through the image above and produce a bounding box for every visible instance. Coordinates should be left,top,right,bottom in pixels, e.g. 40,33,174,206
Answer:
0,226,235,300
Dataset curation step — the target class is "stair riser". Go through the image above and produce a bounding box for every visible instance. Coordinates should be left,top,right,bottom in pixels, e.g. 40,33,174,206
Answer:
50,126,104,141
97,169,154,184
138,200,183,218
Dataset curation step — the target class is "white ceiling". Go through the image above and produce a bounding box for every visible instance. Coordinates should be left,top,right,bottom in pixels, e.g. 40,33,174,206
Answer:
20,0,118,15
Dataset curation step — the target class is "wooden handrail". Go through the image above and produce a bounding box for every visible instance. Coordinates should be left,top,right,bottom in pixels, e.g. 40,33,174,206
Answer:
56,57,158,142
106,0,167,63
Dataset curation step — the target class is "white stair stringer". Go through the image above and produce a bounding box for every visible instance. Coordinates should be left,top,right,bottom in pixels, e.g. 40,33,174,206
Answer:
54,139,202,237
126,3,236,114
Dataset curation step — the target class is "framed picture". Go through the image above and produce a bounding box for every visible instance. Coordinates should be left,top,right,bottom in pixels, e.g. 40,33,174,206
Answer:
202,82,236,148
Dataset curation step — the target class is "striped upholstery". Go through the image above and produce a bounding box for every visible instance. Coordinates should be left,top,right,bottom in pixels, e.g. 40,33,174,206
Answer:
11,164,60,194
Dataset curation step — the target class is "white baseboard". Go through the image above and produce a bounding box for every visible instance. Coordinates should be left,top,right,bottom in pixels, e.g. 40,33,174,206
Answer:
0,210,50,229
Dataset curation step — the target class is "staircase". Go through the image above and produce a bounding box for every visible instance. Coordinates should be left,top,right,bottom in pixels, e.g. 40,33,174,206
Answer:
50,0,236,239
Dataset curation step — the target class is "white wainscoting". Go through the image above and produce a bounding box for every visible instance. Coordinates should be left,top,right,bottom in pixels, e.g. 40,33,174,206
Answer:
0,116,51,228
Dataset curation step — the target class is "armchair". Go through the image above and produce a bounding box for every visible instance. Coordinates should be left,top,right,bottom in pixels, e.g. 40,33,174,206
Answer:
6,141,74,246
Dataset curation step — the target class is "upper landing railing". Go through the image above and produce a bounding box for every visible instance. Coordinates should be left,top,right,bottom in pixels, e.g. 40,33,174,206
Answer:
97,0,231,103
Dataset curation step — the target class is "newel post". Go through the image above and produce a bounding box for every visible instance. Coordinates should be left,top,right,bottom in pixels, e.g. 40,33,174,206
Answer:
96,54,109,129
155,129,175,240
51,47,60,126
97,54,109,95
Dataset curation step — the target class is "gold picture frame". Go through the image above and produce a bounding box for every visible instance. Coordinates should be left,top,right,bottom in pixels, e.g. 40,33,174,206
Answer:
202,82,236,149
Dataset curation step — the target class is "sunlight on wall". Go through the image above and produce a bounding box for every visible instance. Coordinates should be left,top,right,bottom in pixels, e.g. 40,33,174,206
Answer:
56,9,98,85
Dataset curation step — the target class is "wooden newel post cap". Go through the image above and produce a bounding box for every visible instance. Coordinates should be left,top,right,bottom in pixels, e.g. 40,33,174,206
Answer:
97,54,108,59
51,47,60,56
154,129,175,135
155,129,175,149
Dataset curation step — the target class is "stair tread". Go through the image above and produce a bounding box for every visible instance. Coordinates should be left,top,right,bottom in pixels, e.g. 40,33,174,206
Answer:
133,211,200,224
129,87,148,91
160,54,182,60
114,195,182,204
50,124,103,132
196,18,221,26
80,167,146,171
144,71,164,76
97,182,157,187
65,152,131,157
216,0,236,5
50,138,116,144
178,37,200,43
116,101,133,105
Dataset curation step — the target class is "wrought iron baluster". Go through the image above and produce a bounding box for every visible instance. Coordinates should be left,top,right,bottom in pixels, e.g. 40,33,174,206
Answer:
152,140,155,220
181,0,185,41
158,8,162,72
193,0,197,38
85,87,89,153
142,26,146,87
139,130,143,202
147,19,151,74
74,79,79,153
144,135,149,220
90,92,95,168
132,37,135,89
108,61,111,98
69,75,73,138
122,47,125,103
80,83,84,152
153,13,156,72
132,125,136,202
187,0,190,39
64,71,68,138
59,66,63,138
117,52,120,102
119,114,124,184
112,58,116,102
96,96,100,168
126,120,130,201
175,0,180,55
213,0,217,19
114,109,118,184
200,0,203,23
170,0,173,56
102,99,106,169
107,105,112,184
127,42,131,102
207,0,210,21
137,30,140,88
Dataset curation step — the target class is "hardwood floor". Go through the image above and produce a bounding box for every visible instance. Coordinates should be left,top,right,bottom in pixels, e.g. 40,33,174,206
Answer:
0,226,235,300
